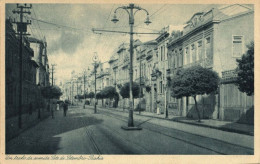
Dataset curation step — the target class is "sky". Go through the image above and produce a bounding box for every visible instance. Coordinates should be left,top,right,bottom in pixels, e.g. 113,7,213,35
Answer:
6,3,224,84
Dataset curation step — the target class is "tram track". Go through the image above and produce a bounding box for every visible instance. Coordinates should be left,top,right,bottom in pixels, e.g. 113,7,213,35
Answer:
97,109,253,155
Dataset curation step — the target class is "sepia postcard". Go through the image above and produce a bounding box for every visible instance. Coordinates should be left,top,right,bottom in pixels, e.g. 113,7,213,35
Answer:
0,0,259,163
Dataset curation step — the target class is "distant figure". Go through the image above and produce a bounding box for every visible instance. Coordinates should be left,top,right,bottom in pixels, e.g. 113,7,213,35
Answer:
63,101,68,117
156,100,160,115
57,103,60,111
51,101,55,119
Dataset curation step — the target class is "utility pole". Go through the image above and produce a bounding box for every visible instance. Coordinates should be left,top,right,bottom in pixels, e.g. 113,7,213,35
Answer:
83,70,86,109
76,79,79,105
94,63,97,113
12,3,32,129
111,4,151,129
51,64,57,86
70,82,72,104
139,50,142,115
92,53,99,114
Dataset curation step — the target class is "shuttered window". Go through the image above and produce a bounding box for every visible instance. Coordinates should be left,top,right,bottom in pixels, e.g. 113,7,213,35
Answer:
197,40,203,60
185,47,189,64
205,37,211,59
232,36,243,57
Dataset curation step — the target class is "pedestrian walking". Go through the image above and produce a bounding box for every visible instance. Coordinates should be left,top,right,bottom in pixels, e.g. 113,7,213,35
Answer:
57,103,60,111
51,100,56,119
156,100,160,115
63,101,68,117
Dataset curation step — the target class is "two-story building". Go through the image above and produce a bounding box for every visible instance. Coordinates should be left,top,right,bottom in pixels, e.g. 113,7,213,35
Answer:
133,40,157,112
167,4,254,121
152,25,184,115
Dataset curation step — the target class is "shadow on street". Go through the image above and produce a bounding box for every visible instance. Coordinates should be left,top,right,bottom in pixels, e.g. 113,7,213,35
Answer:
6,110,103,154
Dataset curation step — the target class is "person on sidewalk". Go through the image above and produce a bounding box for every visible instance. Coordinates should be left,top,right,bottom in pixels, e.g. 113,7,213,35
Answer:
51,100,56,119
63,101,68,117
57,102,60,111
156,100,160,115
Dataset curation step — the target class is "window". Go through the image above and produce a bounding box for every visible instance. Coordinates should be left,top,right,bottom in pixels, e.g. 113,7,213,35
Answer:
179,48,183,67
161,47,163,61
175,50,178,68
185,47,189,64
197,41,203,60
191,44,196,62
160,81,163,94
205,37,211,58
232,36,243,57
171,50,175,68
143,64,146,76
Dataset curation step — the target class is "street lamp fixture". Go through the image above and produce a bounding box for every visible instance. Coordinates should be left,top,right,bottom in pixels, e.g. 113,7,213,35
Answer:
144,15,152,25
111,4,151,129
111,14,119,23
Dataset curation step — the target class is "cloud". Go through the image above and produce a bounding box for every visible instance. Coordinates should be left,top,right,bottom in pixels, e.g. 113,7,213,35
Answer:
48,30,84,55
60,31,84,54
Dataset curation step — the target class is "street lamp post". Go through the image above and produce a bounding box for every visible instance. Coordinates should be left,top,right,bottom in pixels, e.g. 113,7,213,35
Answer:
111,4,151,128
83,69,86,109
93,53,99,114
76,79,79,105
139,50,142,115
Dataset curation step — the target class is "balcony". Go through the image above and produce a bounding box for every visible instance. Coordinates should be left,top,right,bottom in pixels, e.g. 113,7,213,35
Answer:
183,57,213,69
221,69,238,84
134,77,148,86
166,69,171,79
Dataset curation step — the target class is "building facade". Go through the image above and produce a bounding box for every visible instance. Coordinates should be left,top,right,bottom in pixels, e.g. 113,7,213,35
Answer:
5,19,42,118
167,4,254,121
28,37,49,87
133,40,157,112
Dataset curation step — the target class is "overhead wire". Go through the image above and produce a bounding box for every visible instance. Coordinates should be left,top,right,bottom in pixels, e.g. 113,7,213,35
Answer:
32,8,45,40
94,4,115,51
98,5,129,57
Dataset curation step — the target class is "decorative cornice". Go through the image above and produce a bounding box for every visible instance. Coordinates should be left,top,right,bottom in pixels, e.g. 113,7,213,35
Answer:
156,32,169,43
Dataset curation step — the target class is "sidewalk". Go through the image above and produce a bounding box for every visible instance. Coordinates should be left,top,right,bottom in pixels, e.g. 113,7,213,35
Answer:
93,105,254,136
6,108,51,141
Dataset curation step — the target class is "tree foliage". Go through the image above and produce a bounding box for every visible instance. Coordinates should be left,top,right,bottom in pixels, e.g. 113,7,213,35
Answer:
171,65,219,98
170,65,219,121
236,41,254,96
120,82,142,99
41,85,62,99
88,92,95,98
96,92,104,99
75,94,84,99
96,86,119,99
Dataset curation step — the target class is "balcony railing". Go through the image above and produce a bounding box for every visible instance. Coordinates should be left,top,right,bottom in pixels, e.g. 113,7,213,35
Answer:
183,57,213,69
221,69,238,84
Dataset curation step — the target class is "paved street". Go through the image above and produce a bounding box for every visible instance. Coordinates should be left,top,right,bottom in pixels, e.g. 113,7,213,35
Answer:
6,105,253,155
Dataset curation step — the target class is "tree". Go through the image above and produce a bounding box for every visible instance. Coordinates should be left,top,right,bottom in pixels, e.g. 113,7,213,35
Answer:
102,86,117,98
41,85,62,99
96,92,104,99
88,92,95,98
170,65,219,122
236,41,254,96
76,95,84,99
102,86,119,107
120,82,142,99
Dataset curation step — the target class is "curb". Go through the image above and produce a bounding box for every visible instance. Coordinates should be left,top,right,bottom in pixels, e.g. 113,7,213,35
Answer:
88,105,254,136
134,113,254,136
172,119,254,136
